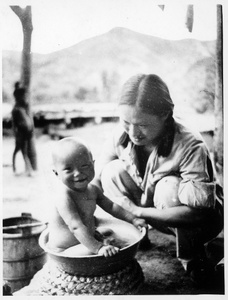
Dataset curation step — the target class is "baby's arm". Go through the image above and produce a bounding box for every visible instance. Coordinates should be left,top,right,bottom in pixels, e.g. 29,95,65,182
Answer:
56,195,119,256
95,186,147,230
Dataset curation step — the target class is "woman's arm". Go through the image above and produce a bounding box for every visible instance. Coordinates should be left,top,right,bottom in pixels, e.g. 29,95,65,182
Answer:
178,140,216,207
95,187,215,229
95,186,147,229
135,204,217,229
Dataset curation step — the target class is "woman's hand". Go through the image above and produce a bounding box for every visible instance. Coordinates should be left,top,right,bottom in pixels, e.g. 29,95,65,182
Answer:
132,217,148,231
98,245,120,257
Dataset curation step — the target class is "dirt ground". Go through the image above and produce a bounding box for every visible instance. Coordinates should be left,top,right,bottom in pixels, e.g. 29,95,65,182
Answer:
2,122,225,296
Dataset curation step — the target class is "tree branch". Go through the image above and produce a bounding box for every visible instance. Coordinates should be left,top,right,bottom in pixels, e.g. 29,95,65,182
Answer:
10,6,24,19
10,6,33,31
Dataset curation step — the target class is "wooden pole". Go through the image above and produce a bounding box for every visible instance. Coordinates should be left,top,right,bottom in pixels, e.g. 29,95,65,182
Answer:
10,6,37,171
214,5,223,186
10,6,33,96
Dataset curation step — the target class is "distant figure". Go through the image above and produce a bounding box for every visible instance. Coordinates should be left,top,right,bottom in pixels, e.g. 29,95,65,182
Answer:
12,81,37,176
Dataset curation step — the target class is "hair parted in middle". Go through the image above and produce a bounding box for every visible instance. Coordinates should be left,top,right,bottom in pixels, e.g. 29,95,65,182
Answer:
119,74,174,117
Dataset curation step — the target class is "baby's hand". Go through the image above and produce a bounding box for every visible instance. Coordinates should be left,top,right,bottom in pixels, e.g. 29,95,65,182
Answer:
98,245,119,257
132,217,148,231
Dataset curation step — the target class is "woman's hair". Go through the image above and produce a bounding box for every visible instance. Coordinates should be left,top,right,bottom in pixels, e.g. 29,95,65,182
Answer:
119,74,176,157
119,74,174,117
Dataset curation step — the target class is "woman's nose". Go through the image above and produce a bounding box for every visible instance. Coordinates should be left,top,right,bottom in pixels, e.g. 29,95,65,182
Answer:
129,124,140,137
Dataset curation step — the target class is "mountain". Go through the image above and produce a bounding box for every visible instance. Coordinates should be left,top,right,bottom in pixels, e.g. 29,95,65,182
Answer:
2,27,216,112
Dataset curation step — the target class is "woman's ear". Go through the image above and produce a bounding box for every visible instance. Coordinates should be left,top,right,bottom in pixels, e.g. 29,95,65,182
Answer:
162,111,172,122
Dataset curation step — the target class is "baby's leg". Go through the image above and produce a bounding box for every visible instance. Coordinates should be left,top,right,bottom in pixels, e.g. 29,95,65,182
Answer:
96,227,130,249
95,227,115,245
96,226,114,237
60,244,94,257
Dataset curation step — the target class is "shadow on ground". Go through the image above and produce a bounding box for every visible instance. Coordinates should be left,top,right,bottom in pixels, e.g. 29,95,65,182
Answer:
136,228,224,295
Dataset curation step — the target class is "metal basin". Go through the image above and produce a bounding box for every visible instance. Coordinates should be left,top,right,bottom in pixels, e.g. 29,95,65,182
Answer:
39,217,146,276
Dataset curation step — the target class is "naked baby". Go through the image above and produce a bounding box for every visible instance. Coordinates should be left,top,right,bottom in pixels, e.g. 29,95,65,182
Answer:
48,137,146,257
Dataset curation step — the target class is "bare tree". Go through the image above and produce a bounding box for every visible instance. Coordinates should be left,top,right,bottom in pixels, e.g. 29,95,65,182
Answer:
10,5,37,172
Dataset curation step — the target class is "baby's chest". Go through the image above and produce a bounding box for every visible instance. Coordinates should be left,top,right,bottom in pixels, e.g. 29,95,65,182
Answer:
76,197,97,221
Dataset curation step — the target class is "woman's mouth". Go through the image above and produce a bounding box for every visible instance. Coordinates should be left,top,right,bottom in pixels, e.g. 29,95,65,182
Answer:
132,137,144,143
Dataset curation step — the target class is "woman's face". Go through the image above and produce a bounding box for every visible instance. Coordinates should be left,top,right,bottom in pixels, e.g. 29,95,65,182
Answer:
119,105,167,148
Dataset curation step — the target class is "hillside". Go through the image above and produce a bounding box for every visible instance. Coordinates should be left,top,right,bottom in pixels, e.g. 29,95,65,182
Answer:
2,27,216,112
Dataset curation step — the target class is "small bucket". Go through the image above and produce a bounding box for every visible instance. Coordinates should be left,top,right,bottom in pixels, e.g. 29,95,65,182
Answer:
3,213,47,293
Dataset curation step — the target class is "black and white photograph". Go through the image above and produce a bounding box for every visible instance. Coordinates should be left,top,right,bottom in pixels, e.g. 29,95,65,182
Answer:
1,0,226,297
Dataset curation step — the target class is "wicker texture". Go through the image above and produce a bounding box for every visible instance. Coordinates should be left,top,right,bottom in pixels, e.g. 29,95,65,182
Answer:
36,259,144,295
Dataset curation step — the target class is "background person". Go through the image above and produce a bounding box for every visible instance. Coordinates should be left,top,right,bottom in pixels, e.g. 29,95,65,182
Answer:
12,81,37,176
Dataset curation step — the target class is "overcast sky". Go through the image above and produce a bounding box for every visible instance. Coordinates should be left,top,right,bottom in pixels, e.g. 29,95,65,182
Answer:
1,0,219,54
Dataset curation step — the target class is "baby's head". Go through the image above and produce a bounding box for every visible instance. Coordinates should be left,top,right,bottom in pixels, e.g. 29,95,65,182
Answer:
52,137,95,191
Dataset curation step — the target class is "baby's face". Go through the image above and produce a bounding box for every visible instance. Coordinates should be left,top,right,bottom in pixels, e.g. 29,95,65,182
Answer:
56,146,95,192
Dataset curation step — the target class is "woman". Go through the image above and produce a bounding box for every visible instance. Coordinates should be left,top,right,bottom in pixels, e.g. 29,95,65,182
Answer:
94,74,223,284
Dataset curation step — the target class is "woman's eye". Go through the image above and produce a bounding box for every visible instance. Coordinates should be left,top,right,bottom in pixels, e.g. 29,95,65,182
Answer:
139,125,147,129
64,168,71,172
81,164,89,169
122,121,129,127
